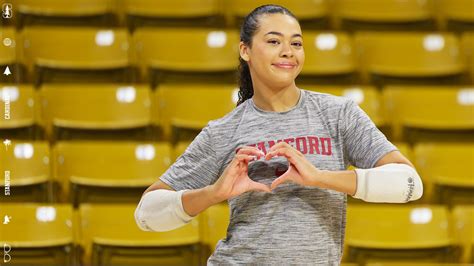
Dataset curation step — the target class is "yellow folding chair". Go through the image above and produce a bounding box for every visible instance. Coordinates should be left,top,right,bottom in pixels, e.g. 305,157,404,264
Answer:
438,0,474,31
78,204,201,265
39,84,152,141
452,205,474,263
19,27,131,85
199,203,230,257
154,84,238,142
414,143,474,205
16,0,117,28
346,205,454,264
52,141,172,206
383,86,474,142
0,84,36,131
0,203,75,265
123,0,222,30
298,32,357,84
0,27,20,83
132,28,239,85
461,32,474,83
333,0,435,31
0,26,16,66
0,141,51,202
355,32,466,86
226,0,329,29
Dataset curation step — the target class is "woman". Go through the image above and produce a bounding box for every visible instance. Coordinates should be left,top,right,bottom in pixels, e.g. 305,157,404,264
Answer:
135,5,423,265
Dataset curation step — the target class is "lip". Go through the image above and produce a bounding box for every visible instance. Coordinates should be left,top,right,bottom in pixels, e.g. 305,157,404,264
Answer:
272,63,297,69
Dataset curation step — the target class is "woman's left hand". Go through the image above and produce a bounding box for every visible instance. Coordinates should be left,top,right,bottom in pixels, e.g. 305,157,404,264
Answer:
265,142,326,190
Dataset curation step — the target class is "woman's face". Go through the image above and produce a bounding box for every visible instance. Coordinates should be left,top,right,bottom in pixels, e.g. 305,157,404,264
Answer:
240,13,304,88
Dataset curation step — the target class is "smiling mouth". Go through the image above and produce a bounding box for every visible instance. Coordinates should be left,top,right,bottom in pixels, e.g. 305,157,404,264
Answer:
272,63,297,69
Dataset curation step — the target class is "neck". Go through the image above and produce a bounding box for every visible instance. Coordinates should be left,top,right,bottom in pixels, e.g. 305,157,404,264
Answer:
251,82,301,112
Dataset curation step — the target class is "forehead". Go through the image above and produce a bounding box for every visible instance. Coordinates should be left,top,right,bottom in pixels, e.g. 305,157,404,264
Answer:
255,13,302,37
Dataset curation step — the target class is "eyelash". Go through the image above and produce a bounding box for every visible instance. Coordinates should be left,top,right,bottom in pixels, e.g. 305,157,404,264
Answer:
267,40,303,47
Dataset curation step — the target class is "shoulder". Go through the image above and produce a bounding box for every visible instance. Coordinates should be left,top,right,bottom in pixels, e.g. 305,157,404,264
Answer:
204,99,250,135
302,89,354,118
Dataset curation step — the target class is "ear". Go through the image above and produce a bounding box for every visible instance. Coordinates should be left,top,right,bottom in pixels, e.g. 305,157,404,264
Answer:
239,41,250,62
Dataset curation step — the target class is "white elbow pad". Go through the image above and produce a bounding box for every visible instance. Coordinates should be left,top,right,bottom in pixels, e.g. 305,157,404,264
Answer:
135,189,193,232
353,163,423,203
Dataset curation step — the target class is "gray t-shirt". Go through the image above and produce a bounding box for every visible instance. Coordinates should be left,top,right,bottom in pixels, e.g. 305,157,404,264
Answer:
160,89,397,265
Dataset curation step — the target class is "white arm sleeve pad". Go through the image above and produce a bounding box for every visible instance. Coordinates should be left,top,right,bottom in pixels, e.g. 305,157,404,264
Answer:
134,189,193,232
353,163,423,203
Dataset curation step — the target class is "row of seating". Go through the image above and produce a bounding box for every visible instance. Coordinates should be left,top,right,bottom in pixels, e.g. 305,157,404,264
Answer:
1,27,473,86
1,140,472,206
1,84,473,142
4,0,474,32
0,203,472,265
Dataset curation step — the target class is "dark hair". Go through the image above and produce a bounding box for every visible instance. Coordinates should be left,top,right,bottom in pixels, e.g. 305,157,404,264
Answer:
237,5,297,106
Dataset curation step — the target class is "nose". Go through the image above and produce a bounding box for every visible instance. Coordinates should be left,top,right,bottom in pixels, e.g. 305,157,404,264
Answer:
279,41,294,58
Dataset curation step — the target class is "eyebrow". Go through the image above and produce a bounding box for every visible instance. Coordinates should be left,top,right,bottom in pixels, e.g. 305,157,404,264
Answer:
264,31,302,38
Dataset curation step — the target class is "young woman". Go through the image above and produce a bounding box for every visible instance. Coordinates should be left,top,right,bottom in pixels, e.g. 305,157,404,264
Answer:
135,5,423,265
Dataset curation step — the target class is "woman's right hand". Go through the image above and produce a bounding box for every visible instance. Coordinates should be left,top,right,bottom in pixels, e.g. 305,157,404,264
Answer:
210,146,271,202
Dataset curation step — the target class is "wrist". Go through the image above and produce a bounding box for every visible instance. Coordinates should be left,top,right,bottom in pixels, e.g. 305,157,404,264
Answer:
205,184,225,205
311,168,330,189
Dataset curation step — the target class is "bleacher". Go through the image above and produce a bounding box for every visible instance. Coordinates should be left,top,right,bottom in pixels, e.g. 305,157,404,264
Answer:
0,0,473,265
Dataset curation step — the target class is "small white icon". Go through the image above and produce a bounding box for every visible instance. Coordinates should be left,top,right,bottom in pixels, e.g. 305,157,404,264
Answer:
3,215,11,224
2,3,12,19
3,66,11,76
3,38,12,47
3,139,11,150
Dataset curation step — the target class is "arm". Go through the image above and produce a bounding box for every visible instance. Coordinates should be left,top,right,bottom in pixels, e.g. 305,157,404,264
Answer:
268,142,422,203
316,150,415,196
135,147,270,232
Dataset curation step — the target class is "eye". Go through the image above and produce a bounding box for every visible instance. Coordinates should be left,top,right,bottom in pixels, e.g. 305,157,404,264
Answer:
292,42,303,47
267,39,280,45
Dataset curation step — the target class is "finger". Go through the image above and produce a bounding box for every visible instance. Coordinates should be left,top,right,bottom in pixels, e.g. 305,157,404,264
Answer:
265,148,299,165
271,170,292,190
234,154,256,164
248,180,271,193
268,141,291,152
236,147,265,159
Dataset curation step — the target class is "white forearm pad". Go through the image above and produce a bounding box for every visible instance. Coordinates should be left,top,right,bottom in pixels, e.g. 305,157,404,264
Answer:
135,189,193,232
353,163,423,203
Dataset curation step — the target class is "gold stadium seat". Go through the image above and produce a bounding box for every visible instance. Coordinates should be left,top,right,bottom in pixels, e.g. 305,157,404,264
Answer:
19,27,131,85
355,32,466,86
39,84,152,141
452,205,474,263
78,204,201,266
438,0,474,32
305,86,384,127
0,141,51,202
0,203,75,265
227,0,329,29
133,28,239,86
461,32,474,83
383,86,474,142
0,85,37,138
346,205,454,264
16,0,117,29
199,203,230,257
123,0,222,31
154,84,238,142
298,32,357,85
0,27,20,83
53,141,172,206
333,0,436,31
414,143,474,205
